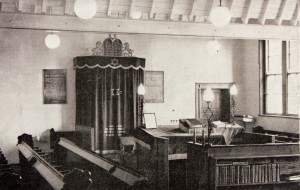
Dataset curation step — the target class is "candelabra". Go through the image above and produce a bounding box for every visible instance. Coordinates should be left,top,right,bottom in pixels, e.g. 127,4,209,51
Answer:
139,96,144,127
203,102,214,145
138,84,146,128
230,84,238,125
230,96,236,124
203,87,214,146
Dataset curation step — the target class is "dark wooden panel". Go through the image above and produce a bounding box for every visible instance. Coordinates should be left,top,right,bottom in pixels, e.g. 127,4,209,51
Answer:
156,137,169,190
186,144,208,190
169,160,186,190
187,142,300,190
207,143,300,158
220,89,230,122
230,132,274,144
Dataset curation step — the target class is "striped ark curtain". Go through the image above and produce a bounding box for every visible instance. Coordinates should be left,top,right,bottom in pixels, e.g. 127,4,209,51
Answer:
75,56,145,153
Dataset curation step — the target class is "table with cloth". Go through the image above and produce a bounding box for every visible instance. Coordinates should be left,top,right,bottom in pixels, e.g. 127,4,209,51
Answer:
140,124,244,159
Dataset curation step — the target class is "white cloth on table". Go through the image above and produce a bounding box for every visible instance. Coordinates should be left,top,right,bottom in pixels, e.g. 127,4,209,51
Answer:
213,124,244,145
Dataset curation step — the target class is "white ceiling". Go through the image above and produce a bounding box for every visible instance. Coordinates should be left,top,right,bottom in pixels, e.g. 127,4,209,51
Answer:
3,0,299,26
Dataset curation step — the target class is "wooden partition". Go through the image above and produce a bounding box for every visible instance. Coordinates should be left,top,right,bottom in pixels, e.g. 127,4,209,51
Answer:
229,132,276,144
125,128,226,189
131,128,169,190
187,142,300,190
50,128,92,150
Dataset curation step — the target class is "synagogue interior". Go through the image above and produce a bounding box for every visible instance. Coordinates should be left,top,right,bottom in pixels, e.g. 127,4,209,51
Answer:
0,0,300,189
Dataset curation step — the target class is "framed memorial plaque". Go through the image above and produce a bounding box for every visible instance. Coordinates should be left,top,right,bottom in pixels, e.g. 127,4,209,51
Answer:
144,71,164,103
43,69,67,104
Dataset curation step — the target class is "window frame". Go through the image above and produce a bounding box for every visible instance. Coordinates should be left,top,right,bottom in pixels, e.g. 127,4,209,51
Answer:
260,40,299,118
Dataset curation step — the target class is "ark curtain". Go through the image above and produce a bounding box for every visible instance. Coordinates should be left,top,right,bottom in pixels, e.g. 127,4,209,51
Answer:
75,57,145,152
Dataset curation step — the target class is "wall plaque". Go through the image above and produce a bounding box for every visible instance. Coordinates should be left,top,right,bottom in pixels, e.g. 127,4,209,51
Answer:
43,69,67,104
144,71,164,103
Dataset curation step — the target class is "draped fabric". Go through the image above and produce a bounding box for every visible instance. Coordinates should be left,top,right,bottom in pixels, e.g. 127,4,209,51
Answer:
75,56,145,69
75,57,144,153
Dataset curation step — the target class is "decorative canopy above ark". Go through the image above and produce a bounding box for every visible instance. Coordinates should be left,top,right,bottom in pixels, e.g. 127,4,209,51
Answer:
74,34,145,70
74,56,145,70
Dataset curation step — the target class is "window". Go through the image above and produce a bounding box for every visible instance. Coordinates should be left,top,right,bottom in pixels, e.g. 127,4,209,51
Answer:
287,41,300,115
262,40,300,116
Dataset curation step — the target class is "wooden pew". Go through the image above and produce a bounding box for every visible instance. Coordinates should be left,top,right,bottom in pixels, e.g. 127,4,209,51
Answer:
19,132,148,190
253,127,299,143
0,148,26,189
56,137,148,188
0,149,13,174
18,133,87,190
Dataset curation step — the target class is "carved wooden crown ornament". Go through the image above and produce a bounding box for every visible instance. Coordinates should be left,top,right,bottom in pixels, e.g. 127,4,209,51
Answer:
91,34,134,57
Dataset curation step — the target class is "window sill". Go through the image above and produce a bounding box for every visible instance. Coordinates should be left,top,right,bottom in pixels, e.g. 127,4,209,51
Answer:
259,114,300,119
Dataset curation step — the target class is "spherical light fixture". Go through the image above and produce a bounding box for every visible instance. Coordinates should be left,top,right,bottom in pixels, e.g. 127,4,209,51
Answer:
131,11,142,19
45,33,60,49
74,0,97,19
207,40,220,55
209,1,231,27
